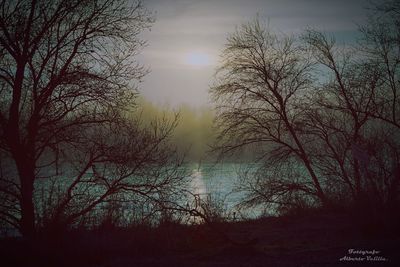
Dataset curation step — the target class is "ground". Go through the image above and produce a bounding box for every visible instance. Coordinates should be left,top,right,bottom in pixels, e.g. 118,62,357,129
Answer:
0,211,399,267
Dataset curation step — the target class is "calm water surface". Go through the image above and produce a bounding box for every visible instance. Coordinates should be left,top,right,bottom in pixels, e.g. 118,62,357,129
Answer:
187,163,261,218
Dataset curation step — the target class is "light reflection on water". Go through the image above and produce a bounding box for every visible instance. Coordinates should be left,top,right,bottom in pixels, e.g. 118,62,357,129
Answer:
1,163,262,236
186,163,261,219
189,168,207,196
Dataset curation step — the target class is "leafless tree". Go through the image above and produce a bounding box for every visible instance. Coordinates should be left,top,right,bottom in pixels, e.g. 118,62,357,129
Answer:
301,2,400,211
212,9,399,214
0,0,181,237
235,160,317,215
34,114,188,233
210,19,328,207
359,0,400,129
303,30,376,202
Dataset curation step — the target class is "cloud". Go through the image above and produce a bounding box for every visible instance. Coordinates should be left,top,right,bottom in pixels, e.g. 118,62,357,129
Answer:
139,0,375,107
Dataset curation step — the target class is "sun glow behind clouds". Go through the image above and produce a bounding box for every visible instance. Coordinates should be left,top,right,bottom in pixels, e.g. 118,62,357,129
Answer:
184,52,212,66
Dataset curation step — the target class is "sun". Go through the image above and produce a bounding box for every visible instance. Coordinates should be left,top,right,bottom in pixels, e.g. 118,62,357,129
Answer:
184,52,211,66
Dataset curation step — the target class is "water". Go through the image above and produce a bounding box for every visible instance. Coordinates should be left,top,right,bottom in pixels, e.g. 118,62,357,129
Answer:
187,163,261,219
1,163,260,236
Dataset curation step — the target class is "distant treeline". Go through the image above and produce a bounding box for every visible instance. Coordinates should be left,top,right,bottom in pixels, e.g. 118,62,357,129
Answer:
135,97,257,162
136,98,261,162
135,98,216,162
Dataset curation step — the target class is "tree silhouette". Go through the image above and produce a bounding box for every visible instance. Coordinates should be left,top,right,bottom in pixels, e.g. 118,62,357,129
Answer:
212,6,399,214
0,0,180,237
210,19,328,206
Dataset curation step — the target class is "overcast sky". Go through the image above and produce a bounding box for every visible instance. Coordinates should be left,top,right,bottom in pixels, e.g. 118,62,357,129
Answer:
137,0,375,107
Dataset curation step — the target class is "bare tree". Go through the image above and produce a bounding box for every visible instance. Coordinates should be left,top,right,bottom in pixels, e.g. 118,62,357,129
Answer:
361,0,400,213
212,11,399,214
34,114,188,233
359,0,400,129
235,160,317,215
302,1,400,211
210,19,328,206
0,0,156,237
303,30,375,201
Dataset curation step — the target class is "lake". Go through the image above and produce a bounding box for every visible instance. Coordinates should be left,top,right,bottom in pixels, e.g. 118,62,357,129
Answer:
0,163,263,236
187,163,262,219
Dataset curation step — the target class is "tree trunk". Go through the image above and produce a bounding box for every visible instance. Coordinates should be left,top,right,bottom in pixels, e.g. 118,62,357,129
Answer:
301,157,328,205
20,174,35,238
13,151,36,238
6,121,36,237
285,121,328,205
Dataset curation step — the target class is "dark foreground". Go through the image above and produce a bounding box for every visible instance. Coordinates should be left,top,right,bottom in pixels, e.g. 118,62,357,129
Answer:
1,211,399,267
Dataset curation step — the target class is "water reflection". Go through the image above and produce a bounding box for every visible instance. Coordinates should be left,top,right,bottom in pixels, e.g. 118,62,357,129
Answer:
186,163,263,220
189,168,207,196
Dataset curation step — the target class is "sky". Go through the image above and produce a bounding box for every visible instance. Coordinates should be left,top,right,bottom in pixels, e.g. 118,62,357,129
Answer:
137,0,375,108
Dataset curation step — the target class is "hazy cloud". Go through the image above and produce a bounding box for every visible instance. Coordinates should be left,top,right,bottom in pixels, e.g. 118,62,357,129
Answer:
138,0,378,107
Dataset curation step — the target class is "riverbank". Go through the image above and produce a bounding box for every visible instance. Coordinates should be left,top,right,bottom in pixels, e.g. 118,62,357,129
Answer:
1,210,399,267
